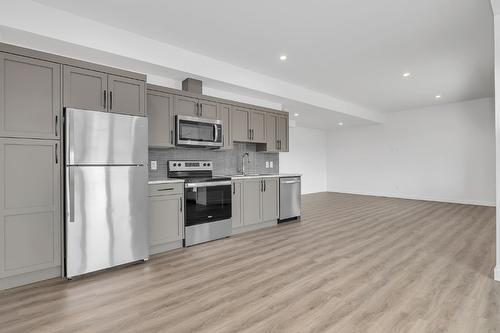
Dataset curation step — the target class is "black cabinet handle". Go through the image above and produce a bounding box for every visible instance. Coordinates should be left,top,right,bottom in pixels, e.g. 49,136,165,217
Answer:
170,130,174,145
200,103,203,117
264,180,266,192
109,91,113,110
158,188,174,191
232,183,235,195
55,115,58,137
248,129,251,140
55,143,58,164
180,197,183,212
103,90,107,108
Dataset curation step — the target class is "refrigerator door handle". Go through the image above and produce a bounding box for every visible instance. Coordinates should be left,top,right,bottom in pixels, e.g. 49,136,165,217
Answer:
68,168,75,222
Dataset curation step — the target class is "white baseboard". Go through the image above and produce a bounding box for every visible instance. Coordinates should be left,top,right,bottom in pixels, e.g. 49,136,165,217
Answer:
495,267,500,282
327,189,495,207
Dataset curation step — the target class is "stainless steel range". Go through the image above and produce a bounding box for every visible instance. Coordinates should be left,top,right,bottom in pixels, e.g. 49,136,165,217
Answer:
168,160,232,246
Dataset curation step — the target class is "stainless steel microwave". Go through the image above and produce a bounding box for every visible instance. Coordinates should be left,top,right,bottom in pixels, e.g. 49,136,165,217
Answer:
176,115,223,148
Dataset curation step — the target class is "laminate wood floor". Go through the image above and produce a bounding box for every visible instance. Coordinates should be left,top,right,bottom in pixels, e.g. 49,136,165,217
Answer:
1,192,499,333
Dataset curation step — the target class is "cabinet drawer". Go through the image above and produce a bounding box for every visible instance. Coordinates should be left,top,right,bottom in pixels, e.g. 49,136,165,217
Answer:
149,183,184,196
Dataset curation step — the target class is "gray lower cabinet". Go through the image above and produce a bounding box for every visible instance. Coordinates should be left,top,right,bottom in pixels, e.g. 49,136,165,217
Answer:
231,180,243,228
261,178,279,221
149,183,184,254
63,66,107,112
63,66,145,116
218,104,233,149
242,178,262,226
147,90,174,147
239,177,279,229
0,138,61,288
0,53,61,139
108,75,145,116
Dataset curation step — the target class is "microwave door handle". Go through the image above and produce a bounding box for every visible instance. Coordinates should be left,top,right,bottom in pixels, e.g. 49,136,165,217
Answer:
214,124,219,143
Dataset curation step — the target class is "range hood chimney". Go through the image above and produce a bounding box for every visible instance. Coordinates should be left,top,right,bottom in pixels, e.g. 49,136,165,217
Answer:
182,78,203,94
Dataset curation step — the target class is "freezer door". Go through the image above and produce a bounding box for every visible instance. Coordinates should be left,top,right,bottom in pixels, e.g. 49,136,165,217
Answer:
66,165,148,278
65,108,147,165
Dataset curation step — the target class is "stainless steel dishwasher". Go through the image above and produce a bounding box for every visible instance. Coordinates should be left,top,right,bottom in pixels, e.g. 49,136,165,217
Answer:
279,176,301,222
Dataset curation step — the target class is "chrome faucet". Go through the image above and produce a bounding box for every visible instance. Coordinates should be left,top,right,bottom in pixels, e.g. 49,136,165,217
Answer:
241,152,250,175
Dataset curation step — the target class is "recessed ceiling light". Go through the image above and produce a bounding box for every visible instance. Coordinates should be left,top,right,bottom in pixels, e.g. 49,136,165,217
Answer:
435,94,442,99
294,113,299,117
338,122,344,126
280,55,287,61
402,72,411,78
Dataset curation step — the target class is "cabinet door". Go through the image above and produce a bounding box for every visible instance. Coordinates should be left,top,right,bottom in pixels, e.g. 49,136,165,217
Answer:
250,110,266,143
265,114,278,152
0,139,60,278
0,53,61,140
149,194,184,246
199,99,218,119
243,179,262,226
277,115,289,152
231,107,250,142
231,181,243,228
174,95,199,117
147,90,174,147
108,75,145,116
218,104,233,149
63,66,107,112
261,178,279,221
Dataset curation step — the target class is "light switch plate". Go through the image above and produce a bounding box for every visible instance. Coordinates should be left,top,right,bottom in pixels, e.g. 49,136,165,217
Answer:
270,161,274,168
265,161,269,168
151,161,157,170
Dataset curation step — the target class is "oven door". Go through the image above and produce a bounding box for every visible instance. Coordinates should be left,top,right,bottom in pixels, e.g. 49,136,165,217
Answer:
185,182,232,226
176,115,223,147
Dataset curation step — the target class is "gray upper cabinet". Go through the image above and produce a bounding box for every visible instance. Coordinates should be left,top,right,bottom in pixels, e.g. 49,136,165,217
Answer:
277,115,289,152
0,138,60,279
231,107,250,142
249,110,266,143
218,104,233,149
199,99,218,119
261,178,279,221
262,113,278,152
231,180,243,228
64,66,145,116
108,75,145,116
0,53,61,139
174,95,199,117
242,178,262,226
174,95,218,120
63,66,107,112
147,90,174,148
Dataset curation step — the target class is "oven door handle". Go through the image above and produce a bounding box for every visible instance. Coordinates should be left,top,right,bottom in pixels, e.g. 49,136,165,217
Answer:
185,181,232,188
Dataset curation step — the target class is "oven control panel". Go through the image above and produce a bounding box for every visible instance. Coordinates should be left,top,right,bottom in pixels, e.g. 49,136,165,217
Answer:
168,160,213,171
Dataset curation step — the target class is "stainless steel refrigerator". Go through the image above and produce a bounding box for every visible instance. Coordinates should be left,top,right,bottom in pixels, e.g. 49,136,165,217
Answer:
65,108,149,278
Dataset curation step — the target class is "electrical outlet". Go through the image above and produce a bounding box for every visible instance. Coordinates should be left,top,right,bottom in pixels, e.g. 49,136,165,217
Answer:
150,161,157,170
265,161,269,168
270,161,274,168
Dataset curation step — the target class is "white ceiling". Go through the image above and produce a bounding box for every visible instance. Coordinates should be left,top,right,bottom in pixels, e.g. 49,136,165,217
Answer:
32,0,494,113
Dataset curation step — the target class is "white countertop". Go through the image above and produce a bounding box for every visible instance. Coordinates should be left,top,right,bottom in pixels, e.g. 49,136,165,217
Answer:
222,173,302,180
148,179,185,185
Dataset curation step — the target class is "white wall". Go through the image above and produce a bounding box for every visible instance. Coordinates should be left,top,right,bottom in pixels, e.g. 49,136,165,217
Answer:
280,126,328,194
327,98,496,206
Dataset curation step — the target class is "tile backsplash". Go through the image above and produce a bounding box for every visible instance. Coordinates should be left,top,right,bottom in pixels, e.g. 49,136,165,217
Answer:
149,143,279,180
